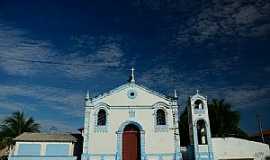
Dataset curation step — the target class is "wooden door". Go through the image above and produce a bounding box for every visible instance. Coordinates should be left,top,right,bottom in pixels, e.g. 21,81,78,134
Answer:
122,124,140,160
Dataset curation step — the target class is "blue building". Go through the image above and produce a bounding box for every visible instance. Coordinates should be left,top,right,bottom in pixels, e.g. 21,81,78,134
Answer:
8,132,81,160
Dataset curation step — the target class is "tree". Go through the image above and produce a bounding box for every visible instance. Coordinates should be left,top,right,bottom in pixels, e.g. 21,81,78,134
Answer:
179,99,248,146
179,107,190,146
0,111,40,150
208,99,248,138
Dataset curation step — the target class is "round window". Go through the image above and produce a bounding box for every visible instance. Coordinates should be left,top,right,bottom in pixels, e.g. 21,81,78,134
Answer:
127,90,137,99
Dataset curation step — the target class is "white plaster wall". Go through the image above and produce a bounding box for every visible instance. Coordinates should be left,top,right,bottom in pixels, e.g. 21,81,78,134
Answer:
212,137,270,160
87,84,177,156
89,108,176,154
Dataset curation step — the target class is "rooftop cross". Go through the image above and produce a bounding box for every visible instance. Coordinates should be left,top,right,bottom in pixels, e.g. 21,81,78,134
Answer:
85,90,90,100
129,67,135,83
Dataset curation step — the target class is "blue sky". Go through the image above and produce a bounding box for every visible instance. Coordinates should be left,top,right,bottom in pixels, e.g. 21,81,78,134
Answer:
0,0,269,134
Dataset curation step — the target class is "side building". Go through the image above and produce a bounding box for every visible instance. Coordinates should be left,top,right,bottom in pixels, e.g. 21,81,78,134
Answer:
8,132,82,160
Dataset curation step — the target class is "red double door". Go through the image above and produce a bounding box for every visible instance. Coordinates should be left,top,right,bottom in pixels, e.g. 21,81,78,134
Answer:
122,124,141,160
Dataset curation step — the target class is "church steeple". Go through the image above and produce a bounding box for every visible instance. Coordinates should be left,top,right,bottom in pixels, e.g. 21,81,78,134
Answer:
188,90,214,160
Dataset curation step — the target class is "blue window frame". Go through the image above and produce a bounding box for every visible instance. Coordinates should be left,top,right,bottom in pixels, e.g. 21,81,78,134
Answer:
46,144,70,156
17,144,41,155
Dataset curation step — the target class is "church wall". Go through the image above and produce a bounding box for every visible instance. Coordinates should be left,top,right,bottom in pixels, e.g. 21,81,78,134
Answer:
87,107,176,155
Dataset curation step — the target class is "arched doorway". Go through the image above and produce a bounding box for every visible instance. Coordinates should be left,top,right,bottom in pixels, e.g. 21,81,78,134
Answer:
122,124,141,160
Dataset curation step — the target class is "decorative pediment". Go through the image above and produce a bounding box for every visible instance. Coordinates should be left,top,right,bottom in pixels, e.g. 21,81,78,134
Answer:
91,83,172,107
94,102,111,109
152,102,170,109
190,90,207,101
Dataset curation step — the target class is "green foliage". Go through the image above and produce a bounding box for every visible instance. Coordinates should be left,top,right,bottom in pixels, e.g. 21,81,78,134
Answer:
0,111,40,149
179,99,248,146
208,99,248,138
179,107,190,146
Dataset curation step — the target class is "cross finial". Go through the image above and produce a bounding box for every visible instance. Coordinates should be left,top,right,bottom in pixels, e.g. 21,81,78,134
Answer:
85,90,90,100
174,89,178,98
129,67,135,83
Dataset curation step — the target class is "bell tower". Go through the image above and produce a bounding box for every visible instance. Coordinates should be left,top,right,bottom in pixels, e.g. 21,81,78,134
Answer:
188,90,214,160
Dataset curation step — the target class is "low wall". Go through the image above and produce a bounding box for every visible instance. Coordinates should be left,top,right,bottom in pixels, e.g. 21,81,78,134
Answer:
212,137,270,160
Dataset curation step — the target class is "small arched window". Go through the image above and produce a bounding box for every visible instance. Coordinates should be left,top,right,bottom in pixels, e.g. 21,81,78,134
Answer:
197,120,207,145
156,109,166,125
97,109,106,126
194,100,204,109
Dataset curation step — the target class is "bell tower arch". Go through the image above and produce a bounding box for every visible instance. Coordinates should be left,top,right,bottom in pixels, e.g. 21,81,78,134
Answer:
188,90,214,160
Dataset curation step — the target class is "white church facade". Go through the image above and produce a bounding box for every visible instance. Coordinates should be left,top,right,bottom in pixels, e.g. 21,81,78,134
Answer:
82,69,182,160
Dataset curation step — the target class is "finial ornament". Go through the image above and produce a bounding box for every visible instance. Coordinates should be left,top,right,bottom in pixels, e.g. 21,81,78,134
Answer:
85,90,90,100
174,89,178,98
129,67,136,83
196,89,199,95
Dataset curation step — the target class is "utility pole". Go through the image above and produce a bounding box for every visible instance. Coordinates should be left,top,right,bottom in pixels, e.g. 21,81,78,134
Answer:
256,113,265,143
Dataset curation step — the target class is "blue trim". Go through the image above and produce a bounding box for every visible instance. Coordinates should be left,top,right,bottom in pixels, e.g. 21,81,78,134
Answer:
146,153,175,156
9,155,77,160
81,153,184,160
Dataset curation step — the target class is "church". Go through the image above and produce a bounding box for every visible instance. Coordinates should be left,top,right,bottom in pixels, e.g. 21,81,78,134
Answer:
81,68,216,160
82,68,182,160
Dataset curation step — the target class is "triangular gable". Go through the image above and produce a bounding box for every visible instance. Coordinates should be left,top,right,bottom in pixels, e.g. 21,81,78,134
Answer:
92,83,172,107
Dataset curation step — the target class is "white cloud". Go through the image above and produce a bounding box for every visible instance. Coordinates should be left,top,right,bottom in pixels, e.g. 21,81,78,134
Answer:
189,86,270,109
139,64,270,109
217,87,270,108
0,20,126,79
61,38,125,79
233,6,261,25
39,119,79,133
0,84,84,117
171,0,270,46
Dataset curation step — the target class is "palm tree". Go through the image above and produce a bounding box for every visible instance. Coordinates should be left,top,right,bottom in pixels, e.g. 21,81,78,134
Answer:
208,99,248,138
0,111,40,149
